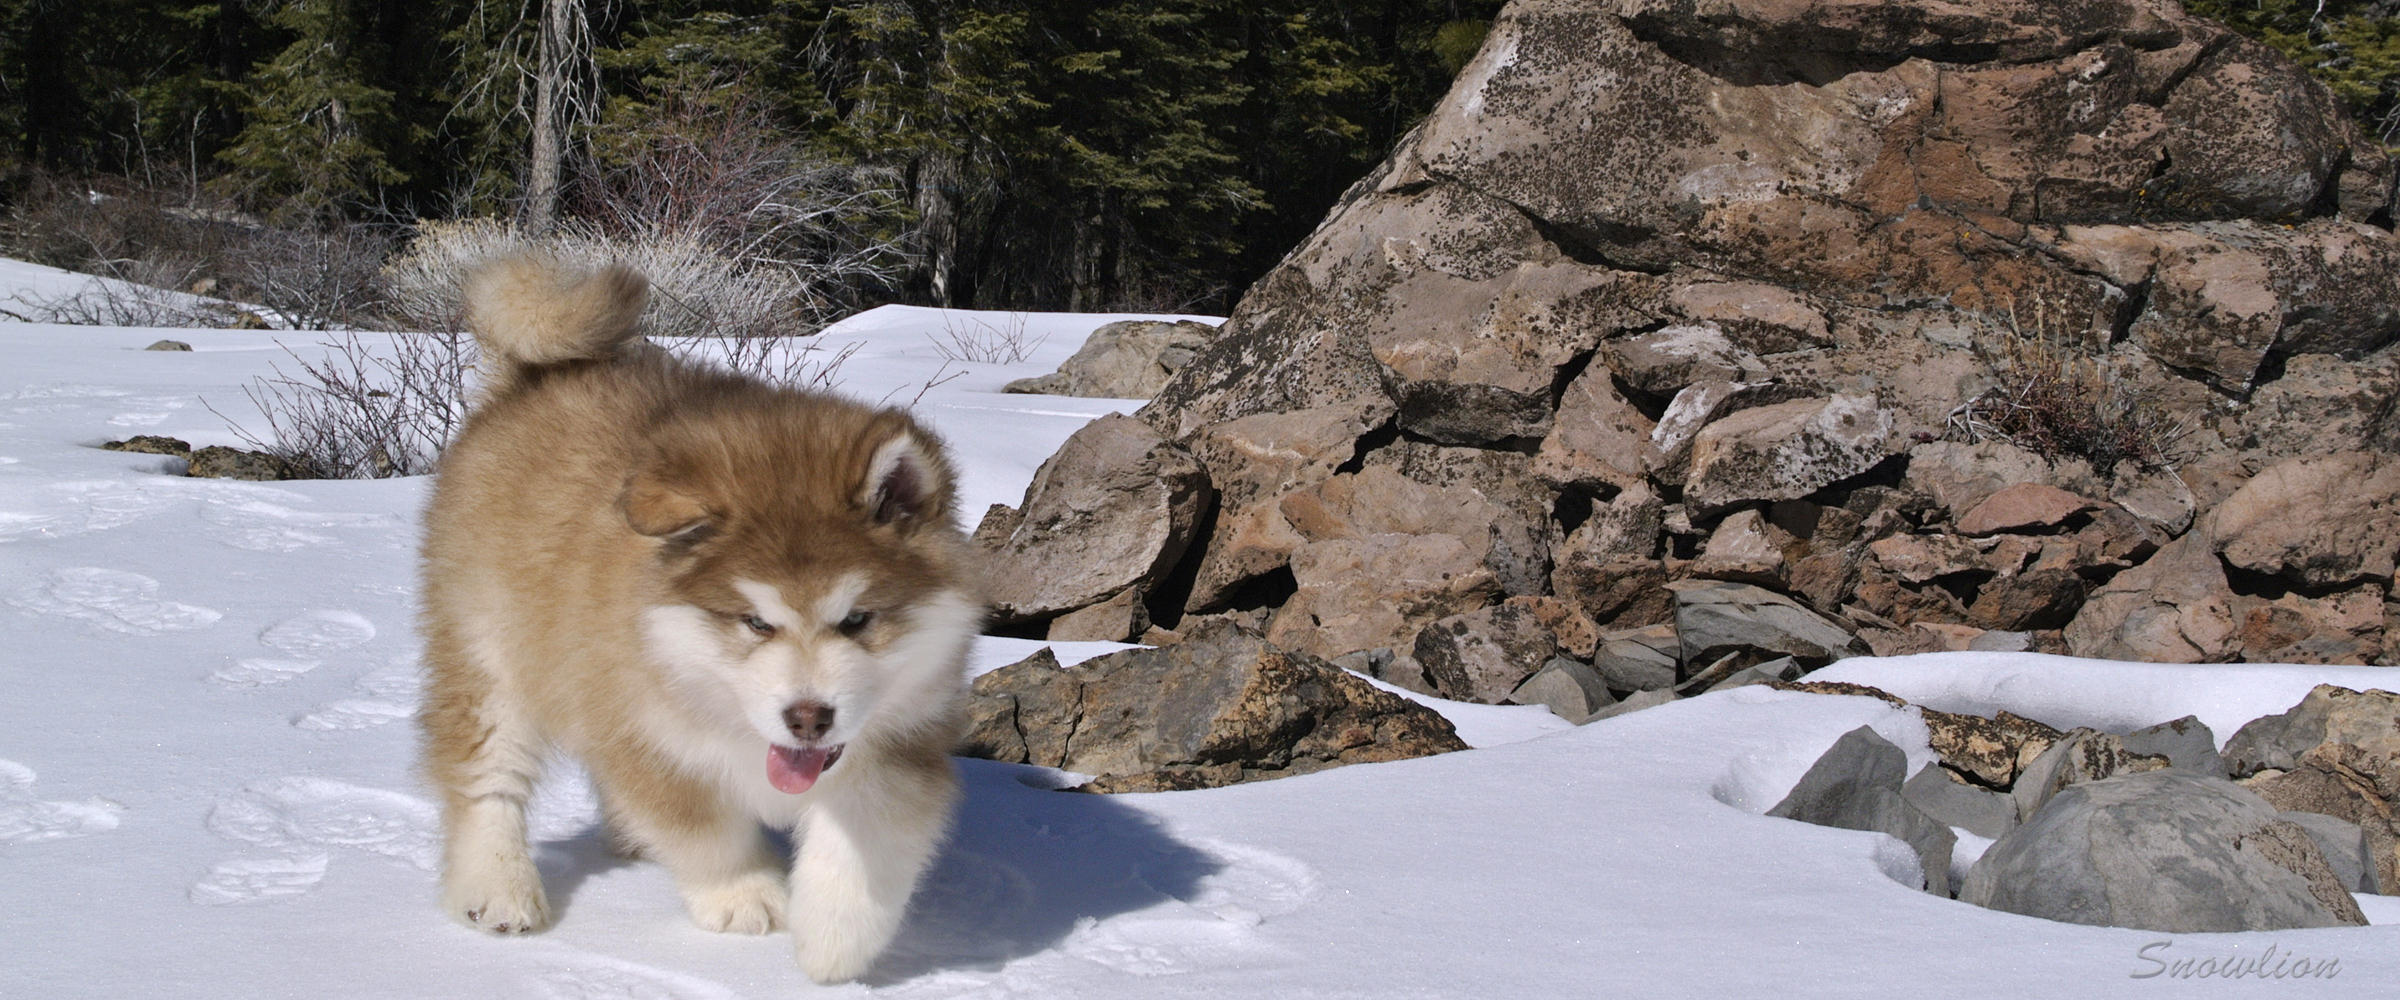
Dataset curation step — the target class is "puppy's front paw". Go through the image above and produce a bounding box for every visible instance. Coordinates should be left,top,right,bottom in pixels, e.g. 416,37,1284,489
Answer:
443,859,551,935
790,893,900,984
794,927,878,985
684,870,786,934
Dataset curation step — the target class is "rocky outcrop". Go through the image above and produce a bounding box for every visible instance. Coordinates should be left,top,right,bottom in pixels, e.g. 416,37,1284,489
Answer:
957,620,1469,792
976,0,2400,714
1004,319,1216,398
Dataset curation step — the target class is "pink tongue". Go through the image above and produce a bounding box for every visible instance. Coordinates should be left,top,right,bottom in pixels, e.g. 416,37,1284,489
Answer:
767,746,832,794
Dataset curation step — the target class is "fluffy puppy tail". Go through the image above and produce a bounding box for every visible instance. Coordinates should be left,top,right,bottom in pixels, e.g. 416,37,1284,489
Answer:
462,252,650,399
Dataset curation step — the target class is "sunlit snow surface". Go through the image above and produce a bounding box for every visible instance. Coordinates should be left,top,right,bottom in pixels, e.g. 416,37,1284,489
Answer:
3,256,2394,997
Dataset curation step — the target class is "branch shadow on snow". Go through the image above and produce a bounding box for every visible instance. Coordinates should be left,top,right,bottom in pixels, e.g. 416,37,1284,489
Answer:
866,758,1226,983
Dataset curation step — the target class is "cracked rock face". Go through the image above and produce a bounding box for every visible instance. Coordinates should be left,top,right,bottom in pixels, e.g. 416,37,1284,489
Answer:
978,0,2400,713
955,620,1469,792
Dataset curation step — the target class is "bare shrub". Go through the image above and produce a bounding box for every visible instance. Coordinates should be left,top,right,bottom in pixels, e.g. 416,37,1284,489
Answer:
235,223,397,330
214,329,475,480
384,217,807,340
575,79,913,328
1,171,391,330
1947,298,2188,473
928,311,1045,364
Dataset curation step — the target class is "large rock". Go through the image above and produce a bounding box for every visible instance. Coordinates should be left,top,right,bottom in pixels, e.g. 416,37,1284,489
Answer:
1960,771,2368,931
2226,684,2400,891
1672,580,1863,668
2062,530,2237,662
1412,602,1562,703
1903,763,2017,841
978,415,1211,624
1003,319,1216,398
1767,726,1956,897
975,0,2400,671
1681,395,1898,516
958,621,1468,792
2205,454,2400,590
2224,684,2400,783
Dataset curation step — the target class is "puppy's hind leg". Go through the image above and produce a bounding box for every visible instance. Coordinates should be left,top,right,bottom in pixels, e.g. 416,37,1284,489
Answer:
420,625,551,934
788,743,959,983
592,749,786,935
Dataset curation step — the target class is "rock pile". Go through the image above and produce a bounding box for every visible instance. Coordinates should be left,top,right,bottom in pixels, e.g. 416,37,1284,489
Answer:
1765,684,2393,931
958,619,1468,792
978,0,2400,718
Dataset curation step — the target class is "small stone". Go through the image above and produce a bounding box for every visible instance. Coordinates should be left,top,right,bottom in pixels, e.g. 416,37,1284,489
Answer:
101,435,193,456
1672,579,1862,668
2120,716,2225,778
1509,658,1616,723
1591,625,1681,692
1954,483,2097,536
1902,763,2018,840
1587,688,1678,722
143,339,193,351
2011,728,2171,822
1046,587,1150,643
1768,726,1956,896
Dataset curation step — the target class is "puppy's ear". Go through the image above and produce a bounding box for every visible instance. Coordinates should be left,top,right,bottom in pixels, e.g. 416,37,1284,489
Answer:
860,429,948,527
621,468,712,542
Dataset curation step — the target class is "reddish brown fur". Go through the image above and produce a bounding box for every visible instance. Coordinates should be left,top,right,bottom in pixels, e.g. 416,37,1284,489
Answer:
416,255,978,979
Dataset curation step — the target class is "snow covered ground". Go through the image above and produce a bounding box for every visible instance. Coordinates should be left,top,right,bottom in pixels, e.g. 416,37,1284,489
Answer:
3,258,2396,997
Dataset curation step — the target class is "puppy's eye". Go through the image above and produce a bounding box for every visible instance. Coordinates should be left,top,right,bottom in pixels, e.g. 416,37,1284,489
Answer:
740,614,778,638
836,610,874,637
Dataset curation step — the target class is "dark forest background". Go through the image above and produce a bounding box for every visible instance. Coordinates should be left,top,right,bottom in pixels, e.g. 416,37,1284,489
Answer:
0,0,2391,317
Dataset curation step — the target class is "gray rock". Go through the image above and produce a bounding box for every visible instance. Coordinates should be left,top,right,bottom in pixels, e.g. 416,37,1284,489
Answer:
2120,716,2225,778
1509,658,1616,723
979,414,1212,624
1767,726,1955,896
1672,580,1863,668
1587,688,1679,722
957,620,1468,792
2224,683,2400,779
1699,656,1802,694
2012,728,2172,822
1003,319,1214,398
2280,811,2381,894
1960,770,2368,931
143,339,192,351
1902,763,2018,841
1591,625,1680,692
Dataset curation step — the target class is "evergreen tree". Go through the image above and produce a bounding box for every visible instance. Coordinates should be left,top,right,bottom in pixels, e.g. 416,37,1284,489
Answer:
215,0,413,224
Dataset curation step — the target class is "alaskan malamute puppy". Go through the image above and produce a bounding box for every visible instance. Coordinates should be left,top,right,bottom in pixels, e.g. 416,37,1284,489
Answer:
417,254,980,982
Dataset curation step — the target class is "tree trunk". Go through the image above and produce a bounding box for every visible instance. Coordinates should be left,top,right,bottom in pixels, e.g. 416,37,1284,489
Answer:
522,0,572,235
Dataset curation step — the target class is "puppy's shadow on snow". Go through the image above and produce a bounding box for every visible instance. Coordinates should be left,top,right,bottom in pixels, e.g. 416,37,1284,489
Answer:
867,758,1225,982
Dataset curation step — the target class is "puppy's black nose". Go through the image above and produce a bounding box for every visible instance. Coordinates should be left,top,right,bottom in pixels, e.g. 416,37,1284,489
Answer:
783,700,835,742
